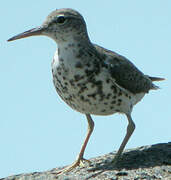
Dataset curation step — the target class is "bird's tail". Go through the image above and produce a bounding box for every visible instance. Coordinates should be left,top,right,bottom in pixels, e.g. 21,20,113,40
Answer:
147,76,165,90
148,76,165,81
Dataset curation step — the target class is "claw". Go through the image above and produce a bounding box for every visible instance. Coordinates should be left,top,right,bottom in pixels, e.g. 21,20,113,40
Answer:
57,158,91,175
79,158,91,166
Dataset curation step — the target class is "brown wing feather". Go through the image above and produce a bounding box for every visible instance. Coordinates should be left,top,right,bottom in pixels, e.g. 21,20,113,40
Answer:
94,44,163,94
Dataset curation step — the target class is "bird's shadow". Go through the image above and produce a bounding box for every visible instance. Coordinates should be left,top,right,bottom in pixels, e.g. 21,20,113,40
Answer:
88,142,171,172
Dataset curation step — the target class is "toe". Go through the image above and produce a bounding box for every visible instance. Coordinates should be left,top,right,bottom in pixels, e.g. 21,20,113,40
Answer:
79,158,91,166
57,158,91,174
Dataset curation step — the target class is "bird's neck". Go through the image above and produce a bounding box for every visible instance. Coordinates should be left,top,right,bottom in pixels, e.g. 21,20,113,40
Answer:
55,37,94,70
58,37,92,58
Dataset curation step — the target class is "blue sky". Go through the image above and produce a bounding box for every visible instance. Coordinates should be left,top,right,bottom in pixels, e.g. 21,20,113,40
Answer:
1,0,171,178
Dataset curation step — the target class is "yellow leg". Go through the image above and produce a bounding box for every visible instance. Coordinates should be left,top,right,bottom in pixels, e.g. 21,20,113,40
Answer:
58,114,94,174
112,113,135,163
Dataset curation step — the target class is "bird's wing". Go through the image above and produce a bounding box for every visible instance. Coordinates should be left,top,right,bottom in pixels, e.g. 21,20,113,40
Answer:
94,44,158,94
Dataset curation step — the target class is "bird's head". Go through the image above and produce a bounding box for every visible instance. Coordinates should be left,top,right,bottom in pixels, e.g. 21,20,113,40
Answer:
8,8,89,44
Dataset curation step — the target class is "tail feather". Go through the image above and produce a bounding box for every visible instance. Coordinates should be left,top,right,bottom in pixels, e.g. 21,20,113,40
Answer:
152,84,160,90
148,76,165,82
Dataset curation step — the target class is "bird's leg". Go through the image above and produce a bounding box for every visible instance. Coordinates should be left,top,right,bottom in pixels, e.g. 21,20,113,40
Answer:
73,114,94,165
58,114,94,174
112,113,135,163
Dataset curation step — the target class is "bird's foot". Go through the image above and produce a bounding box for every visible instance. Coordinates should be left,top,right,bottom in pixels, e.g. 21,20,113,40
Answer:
111,154,121,165
57,157,91,175
78,158,91,167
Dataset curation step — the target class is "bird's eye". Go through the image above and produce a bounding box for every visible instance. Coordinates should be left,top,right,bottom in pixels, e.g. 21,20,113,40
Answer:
56,16,66,24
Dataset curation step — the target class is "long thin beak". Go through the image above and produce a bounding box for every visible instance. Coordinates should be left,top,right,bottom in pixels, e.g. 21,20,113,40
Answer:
7,26,44,42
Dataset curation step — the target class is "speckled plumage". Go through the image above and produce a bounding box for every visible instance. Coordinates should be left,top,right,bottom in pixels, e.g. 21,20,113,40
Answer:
8,8,164,174
52,42,147,115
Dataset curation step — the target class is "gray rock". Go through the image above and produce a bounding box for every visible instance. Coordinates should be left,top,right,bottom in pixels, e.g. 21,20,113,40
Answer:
1,142,171,180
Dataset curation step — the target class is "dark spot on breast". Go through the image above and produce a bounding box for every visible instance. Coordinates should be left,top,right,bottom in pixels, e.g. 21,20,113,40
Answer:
75,62,83,68
81,86,88,92
77,84,88,94
86,63,91,67
79,95,89,103
64,69,68,73
111,85,117,93
57,67,61,71
93,61,101,75
80,95,84,101
106,93,111,99
87,93,96,100
111,100,116,104
118,90,122,96
85,69,94,76
59,58,64,62
106,79,110,83
118,99,122,102
90,83,95,88
76,49,84,58
87,51,93,57
58,72,61,75
88,101,92,105
69,79,75,86
71,94,76,98
55,86,62,93
68,43,75,47
62,86,68,93
74,74,84,82
101,61,108,68
65,95,73,102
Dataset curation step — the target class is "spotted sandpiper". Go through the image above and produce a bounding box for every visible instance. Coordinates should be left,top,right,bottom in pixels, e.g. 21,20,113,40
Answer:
8,8,164,173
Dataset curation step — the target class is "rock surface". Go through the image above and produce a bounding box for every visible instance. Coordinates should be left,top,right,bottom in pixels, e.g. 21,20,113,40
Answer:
1,142,171,180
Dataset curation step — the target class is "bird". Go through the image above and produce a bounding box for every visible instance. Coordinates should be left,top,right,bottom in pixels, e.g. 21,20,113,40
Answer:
7,8,164,173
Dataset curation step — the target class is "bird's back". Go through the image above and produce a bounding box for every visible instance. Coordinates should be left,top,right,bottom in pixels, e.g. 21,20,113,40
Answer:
94,44,164,94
